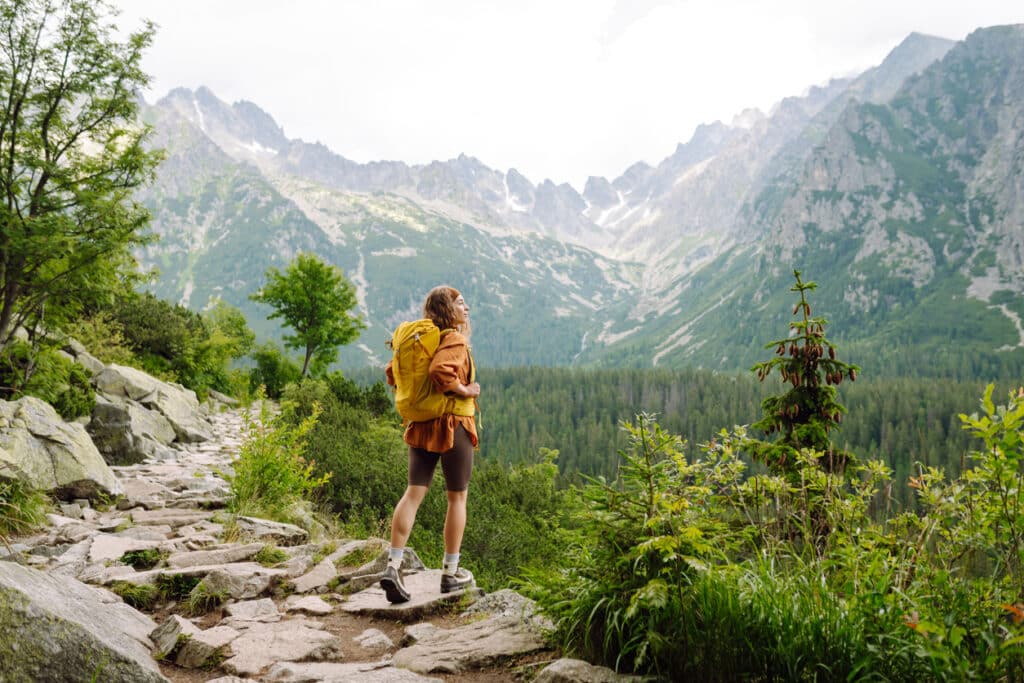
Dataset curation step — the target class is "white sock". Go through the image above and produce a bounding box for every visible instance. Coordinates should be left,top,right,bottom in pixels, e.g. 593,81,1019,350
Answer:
442,552,460,575
388,547,405,569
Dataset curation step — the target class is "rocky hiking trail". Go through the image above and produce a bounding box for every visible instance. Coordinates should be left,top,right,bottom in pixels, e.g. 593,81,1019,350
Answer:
1,405,641,683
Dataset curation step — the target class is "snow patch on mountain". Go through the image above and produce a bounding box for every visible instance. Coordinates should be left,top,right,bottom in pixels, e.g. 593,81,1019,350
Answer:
596,320,641,345
242,139,278,157
371,247,418,257
503,175,530,212
192,96,207,133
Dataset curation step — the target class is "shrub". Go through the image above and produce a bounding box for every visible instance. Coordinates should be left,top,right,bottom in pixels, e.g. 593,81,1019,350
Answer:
61,313,136,366
104,292,254,397
522,415,721,676
226,396,331,529
0,341,95,419
249,342,301,399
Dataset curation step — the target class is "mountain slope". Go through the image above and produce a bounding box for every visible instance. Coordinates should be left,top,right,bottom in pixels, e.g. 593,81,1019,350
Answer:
590,25,1023,377
133,27,1023,379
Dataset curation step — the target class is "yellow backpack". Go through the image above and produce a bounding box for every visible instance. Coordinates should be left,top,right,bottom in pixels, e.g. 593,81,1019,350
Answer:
388,319,475,423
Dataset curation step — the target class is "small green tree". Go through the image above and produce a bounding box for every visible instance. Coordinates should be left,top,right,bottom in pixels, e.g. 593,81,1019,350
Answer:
0,0,161,354
249,253,364,377
747,270,859,474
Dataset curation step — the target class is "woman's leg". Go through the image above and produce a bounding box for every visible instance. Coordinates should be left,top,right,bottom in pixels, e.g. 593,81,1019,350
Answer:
390,484,429,548
439,425,474,555
443,488,468,554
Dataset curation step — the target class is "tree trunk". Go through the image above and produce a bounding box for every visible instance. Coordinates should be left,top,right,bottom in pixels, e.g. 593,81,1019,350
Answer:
301,346,313,378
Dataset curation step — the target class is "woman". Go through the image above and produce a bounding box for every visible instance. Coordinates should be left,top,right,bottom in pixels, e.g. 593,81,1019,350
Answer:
380,286,481,603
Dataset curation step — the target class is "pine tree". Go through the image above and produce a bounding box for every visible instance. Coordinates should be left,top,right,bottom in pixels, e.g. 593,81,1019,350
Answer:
746,270,860,474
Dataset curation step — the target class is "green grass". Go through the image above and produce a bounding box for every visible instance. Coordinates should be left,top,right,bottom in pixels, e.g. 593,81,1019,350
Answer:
334,544,380,570
253,544,288,566
0,479,50,540
110,581,160,611
119,548,166,570
155,573,201,601
185,581,228,616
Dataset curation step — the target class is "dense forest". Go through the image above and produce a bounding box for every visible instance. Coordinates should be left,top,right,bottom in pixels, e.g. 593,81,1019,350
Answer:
351,365,1014,508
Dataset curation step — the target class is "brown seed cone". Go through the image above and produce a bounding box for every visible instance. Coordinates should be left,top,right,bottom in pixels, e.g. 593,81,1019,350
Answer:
829,347,836,360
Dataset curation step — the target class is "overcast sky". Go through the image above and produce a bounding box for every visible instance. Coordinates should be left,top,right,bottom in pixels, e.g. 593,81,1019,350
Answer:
112,0,1023,191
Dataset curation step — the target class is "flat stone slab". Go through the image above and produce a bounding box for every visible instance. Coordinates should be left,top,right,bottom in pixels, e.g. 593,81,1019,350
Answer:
340,569,482,621
224,597,280,623
130,508,214,527
222,619,343,676
263,660,443,682
175,625,240,668
285,595,334,615
89,533,162,563
166,542,264,568
391,615,549,674
291,556,337,593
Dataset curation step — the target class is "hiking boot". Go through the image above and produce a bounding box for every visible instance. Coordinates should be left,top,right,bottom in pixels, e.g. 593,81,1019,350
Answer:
380,565,410,603
440,567,474,594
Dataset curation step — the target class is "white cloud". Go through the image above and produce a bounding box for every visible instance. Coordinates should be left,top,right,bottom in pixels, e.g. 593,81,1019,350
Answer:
113,0,1023,190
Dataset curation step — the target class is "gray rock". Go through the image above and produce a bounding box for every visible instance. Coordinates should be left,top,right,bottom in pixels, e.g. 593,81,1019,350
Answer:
391,614,549,674
49,538,94,579
89,533,162,563
285,595,334,616
208,389,240,406
60,502,84,518
264,661,443,682
462,587,539,619
199,562,288,599
222,619,344,676
118,477,177,508
88,397,177,466
175,625,239,668
461,587,554,631
353,627,394,650
291,556,338,593
402,622,442,646
235,515,308,545
94,364,212,442
130,508,213,527
223,597,280,623
0,560,166,682
116,525,173,541
341,569,482,621
0,396,121,500
166,542,264,568
534,658,650,683
150,614,201,660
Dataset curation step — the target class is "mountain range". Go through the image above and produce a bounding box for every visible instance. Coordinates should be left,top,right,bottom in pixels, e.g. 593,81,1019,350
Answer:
135,25,1024,378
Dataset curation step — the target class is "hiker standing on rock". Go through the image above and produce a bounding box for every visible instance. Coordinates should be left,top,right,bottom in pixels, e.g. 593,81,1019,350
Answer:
381,286,480,603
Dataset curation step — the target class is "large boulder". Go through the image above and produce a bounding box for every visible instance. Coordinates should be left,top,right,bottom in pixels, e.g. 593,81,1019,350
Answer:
0,560,168,683
88,395,177,465
0,396,121,500
94,364,212,443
